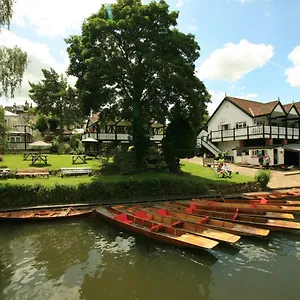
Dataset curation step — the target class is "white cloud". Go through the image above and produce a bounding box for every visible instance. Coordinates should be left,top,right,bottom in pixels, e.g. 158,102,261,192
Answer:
285,46,300,87
13,0,116,37
176,0,184,8
236,0,253,3
188,18,197,32
0,30,73,106
197,39,274,82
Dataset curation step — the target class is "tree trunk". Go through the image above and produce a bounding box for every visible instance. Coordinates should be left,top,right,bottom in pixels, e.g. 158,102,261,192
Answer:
131,101,150,171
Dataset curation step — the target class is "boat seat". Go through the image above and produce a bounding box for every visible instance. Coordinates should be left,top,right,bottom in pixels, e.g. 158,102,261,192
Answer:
157,208,171,217
251,200,259,208
259,197,268,204
114,213,132,224
288,191,300,196
190,203,197,209
185,208,194,215
197,216,210,224
232,208,239,220
134,210,151,221
150,224,164,232
171,220,183,227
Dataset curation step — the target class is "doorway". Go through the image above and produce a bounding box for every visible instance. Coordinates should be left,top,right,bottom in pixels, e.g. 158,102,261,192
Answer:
274,148,278,165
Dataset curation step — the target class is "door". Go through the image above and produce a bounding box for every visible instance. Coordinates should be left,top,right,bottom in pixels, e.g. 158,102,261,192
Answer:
274,149,278,165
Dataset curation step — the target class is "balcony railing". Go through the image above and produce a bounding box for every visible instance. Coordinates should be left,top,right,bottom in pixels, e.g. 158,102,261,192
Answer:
209,125,299,142
82,132,163,142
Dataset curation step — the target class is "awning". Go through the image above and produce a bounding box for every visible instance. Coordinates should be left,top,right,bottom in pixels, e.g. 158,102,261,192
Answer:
283,144,300,153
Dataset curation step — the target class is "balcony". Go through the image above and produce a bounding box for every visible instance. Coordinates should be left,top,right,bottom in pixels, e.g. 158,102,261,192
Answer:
210,125,300,142
82,132,163,142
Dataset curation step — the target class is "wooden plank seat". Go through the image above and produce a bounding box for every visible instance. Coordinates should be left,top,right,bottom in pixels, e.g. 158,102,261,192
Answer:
60,167,92,178
16,168,49,178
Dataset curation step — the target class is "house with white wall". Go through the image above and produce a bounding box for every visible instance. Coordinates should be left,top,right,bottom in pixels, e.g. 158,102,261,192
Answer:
198,95,300,167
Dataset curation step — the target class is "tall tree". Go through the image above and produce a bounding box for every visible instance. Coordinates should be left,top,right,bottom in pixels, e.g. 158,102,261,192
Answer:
66,0,209,169
0,0,28,98
29,68,83,141
0,106,8,154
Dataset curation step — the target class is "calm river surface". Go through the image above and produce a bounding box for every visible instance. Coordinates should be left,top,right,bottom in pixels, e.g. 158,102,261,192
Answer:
1,217,300,300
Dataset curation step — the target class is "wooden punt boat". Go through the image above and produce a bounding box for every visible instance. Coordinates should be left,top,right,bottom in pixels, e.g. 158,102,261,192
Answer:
243,190,300,200
146,205,270,237
95,207,218,250
164,202,300,231
114,205,241,244
212,197,300,206
189,199,300,213
0,207,93,220
131,203,269,237
172,201,294,220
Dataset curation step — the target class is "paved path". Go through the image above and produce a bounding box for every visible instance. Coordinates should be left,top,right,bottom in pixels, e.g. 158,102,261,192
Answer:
184,157,300,190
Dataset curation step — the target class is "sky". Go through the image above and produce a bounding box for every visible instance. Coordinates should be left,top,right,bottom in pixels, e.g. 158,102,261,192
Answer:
1,0,300,115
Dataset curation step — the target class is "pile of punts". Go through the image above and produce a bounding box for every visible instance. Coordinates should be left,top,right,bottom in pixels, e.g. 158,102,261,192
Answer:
1,188,300,252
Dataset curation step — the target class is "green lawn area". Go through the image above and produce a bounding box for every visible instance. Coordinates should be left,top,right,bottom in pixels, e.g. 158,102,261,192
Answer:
0,154,101,170
0,156,254,186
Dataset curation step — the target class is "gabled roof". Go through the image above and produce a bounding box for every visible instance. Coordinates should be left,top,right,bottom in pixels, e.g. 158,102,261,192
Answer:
4,110,18,117
227,97,280,117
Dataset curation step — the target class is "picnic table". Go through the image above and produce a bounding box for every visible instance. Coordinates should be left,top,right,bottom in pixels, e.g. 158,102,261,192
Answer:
31,155,48,165
23,152,38,161
72,154,86,164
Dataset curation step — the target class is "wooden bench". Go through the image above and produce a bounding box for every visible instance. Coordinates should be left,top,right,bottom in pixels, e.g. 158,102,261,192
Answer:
60,167,92,178
16,168,50,178
0,168,10,179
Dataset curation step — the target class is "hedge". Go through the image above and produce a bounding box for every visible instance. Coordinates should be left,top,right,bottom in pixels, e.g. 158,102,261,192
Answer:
0,179,260,210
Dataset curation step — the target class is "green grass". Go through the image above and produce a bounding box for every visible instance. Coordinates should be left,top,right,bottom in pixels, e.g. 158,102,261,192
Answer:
1,158,254,186
0,154,101,170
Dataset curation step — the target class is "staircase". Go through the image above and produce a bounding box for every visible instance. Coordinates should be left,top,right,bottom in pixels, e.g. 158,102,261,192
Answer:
197,130,222,156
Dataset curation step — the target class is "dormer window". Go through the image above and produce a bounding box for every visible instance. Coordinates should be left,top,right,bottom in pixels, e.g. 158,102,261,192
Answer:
235,121,247,129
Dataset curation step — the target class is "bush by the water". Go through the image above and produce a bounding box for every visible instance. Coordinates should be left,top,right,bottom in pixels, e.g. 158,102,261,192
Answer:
0,177,208,209
255,170,271,190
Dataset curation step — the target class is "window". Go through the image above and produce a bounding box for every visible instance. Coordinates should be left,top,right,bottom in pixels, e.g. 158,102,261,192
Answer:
235,121,247,129
236,150,242,156
256,121,265,126
252,150,267,156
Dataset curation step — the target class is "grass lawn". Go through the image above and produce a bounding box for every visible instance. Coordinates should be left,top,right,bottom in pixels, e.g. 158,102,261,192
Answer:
0,157,254,186
0,154,101,170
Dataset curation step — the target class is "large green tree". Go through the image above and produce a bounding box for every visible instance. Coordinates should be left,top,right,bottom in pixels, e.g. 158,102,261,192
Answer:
0,0,28,98
66,0,210,168
0,106,8,154
29,68,83,141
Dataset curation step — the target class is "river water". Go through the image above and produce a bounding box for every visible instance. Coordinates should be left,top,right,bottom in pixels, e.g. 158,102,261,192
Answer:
1,217,300,300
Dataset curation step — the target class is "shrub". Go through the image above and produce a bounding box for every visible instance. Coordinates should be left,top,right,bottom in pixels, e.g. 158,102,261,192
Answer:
255,170,271,190
145,146,167,171
0,155,2,162
113,148,137,174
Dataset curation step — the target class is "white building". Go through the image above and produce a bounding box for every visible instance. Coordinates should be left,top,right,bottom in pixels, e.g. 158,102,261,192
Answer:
198,95,300,167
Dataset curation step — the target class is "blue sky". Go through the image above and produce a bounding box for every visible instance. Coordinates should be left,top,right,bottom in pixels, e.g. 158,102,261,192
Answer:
1,0,299,115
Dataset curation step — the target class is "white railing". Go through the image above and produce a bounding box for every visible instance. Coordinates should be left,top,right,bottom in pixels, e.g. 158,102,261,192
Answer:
82,132,163,142
210,125,300,142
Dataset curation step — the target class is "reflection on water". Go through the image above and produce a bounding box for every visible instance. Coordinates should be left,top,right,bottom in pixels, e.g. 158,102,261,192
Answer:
0,218,300,300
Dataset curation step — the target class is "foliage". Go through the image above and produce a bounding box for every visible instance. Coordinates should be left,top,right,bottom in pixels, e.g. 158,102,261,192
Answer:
162,114,196,172
0,46,28,98
66,0,210,167
35,114,49,134
113,147,137,175
0,0,14,29
0,175,208,209
31,129,43,142
74,141,84,155
29,68,83,140
0,155,3,162
255,169,271,190
51,136,59,154
145,146,167,171
48,117,59,132
0,106,8,154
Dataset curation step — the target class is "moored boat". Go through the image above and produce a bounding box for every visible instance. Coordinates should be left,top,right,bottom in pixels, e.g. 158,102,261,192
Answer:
165,202,300,231
189,199,300,213
213,197,300,206
95,206,218,250
0,207,93,220
131,203,269,237
172,201,294,219
113,205,241,244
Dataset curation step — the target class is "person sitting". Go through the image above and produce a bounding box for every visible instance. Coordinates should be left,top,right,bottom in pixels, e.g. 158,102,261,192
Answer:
222,163,232,178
